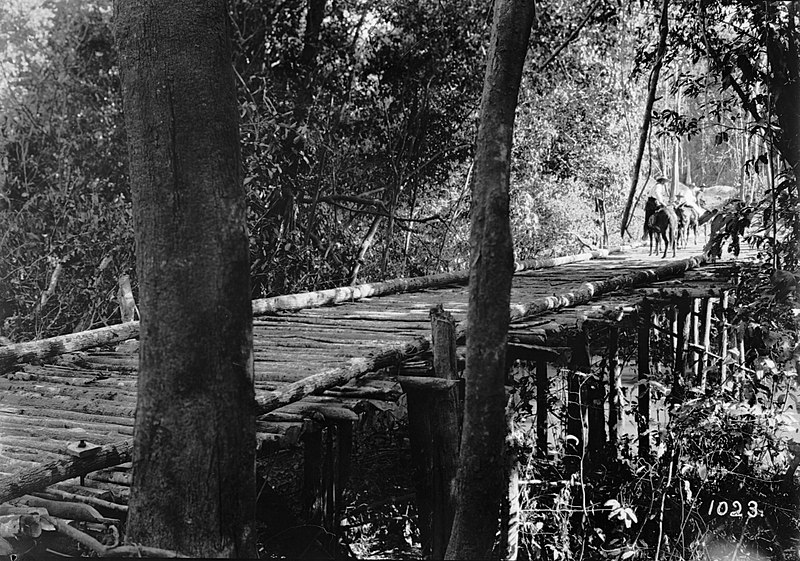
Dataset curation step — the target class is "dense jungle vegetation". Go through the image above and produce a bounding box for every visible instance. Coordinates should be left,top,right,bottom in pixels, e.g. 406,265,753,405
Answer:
2,0,800,559
4,0,780,342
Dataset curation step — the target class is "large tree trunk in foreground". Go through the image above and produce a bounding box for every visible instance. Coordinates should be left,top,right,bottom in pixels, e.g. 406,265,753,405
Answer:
445,0,534,558
114,1,256,557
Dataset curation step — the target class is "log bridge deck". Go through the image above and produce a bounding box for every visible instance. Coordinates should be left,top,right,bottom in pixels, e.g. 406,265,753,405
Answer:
0,244,745,513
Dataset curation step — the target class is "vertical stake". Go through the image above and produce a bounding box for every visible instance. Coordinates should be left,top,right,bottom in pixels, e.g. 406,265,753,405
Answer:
608,325,620,451
566,323,589,473
691,298,700,384
638,299,652,460
719,291,730,381
673,297,691,403
701,297,714,391
536,357,549,458
400,304,460,559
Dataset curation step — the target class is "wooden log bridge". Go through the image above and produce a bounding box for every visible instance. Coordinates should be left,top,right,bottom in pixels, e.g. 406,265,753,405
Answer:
0,244,749,549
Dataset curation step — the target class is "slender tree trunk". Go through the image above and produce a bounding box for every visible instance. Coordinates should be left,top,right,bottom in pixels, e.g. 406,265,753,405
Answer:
619,0,669,236
445,0,533,558
768,1,800,267
350,215,383,284
299,0,327,66
114,1,256,556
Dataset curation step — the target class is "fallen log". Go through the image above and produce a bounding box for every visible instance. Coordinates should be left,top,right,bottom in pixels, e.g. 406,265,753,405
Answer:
0,441,132,504
0,323,140,375
251,251,607,315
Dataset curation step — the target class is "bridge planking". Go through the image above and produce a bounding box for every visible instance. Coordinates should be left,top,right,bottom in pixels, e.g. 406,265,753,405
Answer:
0,243,745,506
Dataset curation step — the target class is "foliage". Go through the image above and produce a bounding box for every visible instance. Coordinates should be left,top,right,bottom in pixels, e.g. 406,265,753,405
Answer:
0,0,132,340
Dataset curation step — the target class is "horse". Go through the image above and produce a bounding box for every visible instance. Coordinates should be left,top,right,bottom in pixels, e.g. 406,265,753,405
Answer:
675,202,700,248
644,196,677,258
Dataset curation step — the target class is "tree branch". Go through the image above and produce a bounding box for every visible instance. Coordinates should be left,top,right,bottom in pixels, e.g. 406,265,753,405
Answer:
536,0,602,73
699,0,760,124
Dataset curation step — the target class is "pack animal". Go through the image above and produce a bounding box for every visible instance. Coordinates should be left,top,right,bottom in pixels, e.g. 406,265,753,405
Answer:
644,196,677,258
674,203,699,248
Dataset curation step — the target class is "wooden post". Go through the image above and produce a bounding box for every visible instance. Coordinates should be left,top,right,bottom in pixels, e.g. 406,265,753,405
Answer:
400,304,460,559
607,326,620,451
323,423,336,530
637,299,652,460
536,357,548,458
669,305,677,365
701,298,714,391
719,291,729,381
503,433,520,561
566,324,589,473
302,429,324,525
672,297,691,402
499,389,520,561
691,298,700,385
586,354,605,463
335,420,353,525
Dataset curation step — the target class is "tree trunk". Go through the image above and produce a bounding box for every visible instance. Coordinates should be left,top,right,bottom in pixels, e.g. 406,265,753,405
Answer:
767,2,800,267
299,0,327,66
445,0,533,557
619,0,669,236
114,1,256,557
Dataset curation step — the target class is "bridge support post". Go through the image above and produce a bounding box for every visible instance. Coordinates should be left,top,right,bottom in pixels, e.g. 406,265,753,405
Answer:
637,299,652,460
302,429,324,524
672,297,691,403
400,304,460,559
691,298,700,385
566,323,589,474
607,325,620,452
700,297,715,391
536,356,549,458
301,419,354,533
719,291,730,381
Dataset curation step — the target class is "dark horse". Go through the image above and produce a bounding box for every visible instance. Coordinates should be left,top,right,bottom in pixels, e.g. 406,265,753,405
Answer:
644,197,677,258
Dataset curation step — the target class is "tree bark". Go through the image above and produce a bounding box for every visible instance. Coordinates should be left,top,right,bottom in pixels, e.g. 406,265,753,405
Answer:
619,0,669,236
445,0,533,558
114,1,256,557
